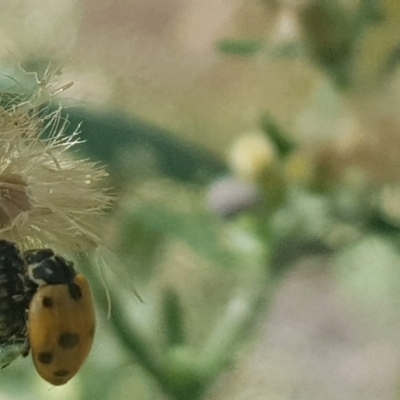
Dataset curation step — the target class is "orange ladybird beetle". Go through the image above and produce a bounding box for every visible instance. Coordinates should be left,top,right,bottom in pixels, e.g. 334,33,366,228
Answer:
24,248,96,385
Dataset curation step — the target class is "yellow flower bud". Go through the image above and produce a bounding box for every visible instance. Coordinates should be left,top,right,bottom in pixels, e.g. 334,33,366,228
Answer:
229,132,277,182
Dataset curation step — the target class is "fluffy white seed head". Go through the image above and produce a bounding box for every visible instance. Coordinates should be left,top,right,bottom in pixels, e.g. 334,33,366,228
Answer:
0,76,112,251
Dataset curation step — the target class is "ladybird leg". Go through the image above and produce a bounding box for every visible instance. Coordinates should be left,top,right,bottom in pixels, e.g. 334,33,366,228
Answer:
11,293,26,302
21,341,30,357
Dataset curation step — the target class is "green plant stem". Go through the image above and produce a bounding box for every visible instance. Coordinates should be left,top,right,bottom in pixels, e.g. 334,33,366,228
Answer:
79,257,165,376
80,256,208,399
201,218,275,375
200,280,275,374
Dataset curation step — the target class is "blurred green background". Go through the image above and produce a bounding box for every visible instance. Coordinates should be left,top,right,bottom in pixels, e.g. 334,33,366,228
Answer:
2,1,400,399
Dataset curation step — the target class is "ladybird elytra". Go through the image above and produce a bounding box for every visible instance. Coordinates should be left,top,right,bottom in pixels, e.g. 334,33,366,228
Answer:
28,269,96,385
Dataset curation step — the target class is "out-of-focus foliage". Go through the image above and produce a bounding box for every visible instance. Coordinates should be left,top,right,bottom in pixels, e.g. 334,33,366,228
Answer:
2,1,400,399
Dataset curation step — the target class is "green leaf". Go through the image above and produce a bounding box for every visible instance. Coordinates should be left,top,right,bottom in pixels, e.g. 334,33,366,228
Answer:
260,113,295,158
129,205,234,266
216,39,265,56
162,288,185,347
56,108,227,185
335,235,400,330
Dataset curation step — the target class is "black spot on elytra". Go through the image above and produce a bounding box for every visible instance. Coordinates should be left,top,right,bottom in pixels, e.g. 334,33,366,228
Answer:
38,352,53,364
89,324,95,338
68,283,82,301
53,369,69,377
59,333,80,348
42,296,54,308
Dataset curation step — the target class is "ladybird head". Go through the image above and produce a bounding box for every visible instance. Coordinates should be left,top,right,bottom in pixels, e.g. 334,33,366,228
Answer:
24,249,76,287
